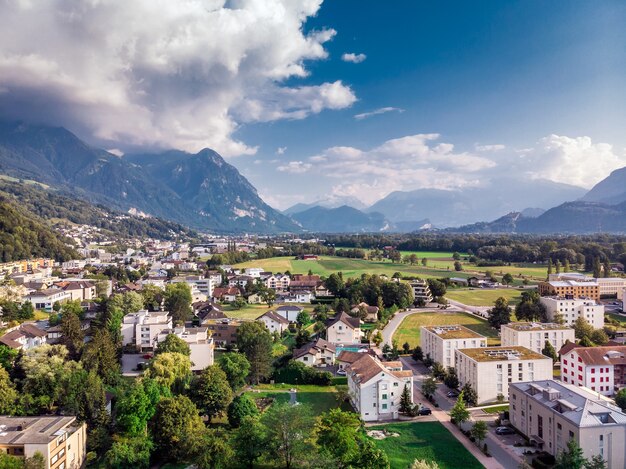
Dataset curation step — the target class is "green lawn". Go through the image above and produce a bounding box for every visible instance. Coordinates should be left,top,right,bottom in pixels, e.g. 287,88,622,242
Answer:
445,287,525,306
369,421,483,469
393,311,499,348
249,383,349,414
607,312,626,327
482,404,509,414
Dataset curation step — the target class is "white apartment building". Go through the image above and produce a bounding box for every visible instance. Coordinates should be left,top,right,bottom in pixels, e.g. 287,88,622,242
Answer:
559,343,626,396
421,325,487,368
510,380,626,468
346,354,413,421
539,296,604,329
501,322,575,355
170,275,215,297
455,346,552,404
23,289,72,312
121,310,172,351
257,311,290,335
409,280,433,303
326,312,361,345
154,326,214,371
265,274,291,291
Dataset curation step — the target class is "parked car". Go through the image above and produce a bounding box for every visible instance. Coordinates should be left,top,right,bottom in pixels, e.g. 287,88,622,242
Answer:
418,407,432,416
336,369,346,376
495,426,515,435
447,390,460,398
142,353,153,359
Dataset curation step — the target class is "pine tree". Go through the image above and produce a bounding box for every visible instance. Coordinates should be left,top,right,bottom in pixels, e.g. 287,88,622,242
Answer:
399,384,413,414
450,391,470,426
542,341,558,363
555,260,561,274
547,258,553,277
593,257,602,279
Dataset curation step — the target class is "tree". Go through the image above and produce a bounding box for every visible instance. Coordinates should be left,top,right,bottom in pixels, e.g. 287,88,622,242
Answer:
431,362,446,381
593,257,602,279
227,393,259,428
60,304,84,359
145,352,192,393
352,439,390,469
461,383,478,406
236,322,274,384
402,341,411,354
542,341,558,363
195,429,234,469
399,384,414,414
60,369,110,434
590,329,609,345
259,287,276,307
450,391,470,427
295,328,311,347
488,297,511,329
217,352,250,390
296,311,311,328
410,460,440,469
0,366,17,414
614,388,626,411
23,452,45,469
574,317,594,341
585,455,607,469
149,396,206,462
453,261,462,272
443,367,459,389
372,331,383,347
421,257,428,266
422,377,437,399
547,258,553,276
515,290,547,322
315,409,361,468
81,328,120,385
555,439,587,469
232,416,266,469
190,365,233,423
140,284,164,311
0,344,18,371
115,378,165,436
262,402,314,469
452,252,461,261
427,279,447,297
325,273,345,297
105,435,154,469
232,296,247,310
470,420,488,447
164,283,192,323
155,334,191,356
412,346,424,362
502,273,514,286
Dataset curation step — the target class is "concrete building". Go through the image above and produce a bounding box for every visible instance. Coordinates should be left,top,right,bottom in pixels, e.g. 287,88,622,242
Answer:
293,338,336,367
0,323,47,350
154,326,214,371
326,312,361,345
170,275,215,297
510,380,626,468
346,354,413,422
501,322,576,355
53,280,96,302
420,325,487,368
409,279,433,304
120,310,172,351
265,274,291,291
23,289,72,312
274,305,303,322
549,273,626,298
559,343,626,396
0,416,87,469
539,296,604,329
538,280,600,301
257,311,290,335
455,346,552,404
203,318,243,347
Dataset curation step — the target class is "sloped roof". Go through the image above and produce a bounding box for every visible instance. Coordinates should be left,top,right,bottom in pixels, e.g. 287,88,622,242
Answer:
258,311,289,324
293,337,336,359
346,354,412,385
327,312,360,330
337,350,365,364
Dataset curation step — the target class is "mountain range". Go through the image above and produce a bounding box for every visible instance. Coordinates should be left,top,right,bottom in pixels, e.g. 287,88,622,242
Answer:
0,122,297,233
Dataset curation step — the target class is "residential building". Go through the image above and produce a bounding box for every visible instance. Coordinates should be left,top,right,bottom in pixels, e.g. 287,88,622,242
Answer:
212,287,241,303
23,289,72,312
120,310,172,351
53,280,97,302
510,380,626,468
257,311,290,335
409,280,433,303
244,268,264,278
170,275,215,297
326,312,361,345
501,322,575,355
539,296,604,329
549,273,626,298
455,346,552,404
275,305,304,322
538,280,600,301
290,274,320,293
154,326,214,371
0,323,47,350
293,338,336,367
337,350,368,370
346,354,413,421
265,274,291,291
0,416,87,469
228,275,255,288
559,343,626,396
421,325,487,368
350,302,379,323
203,318,243,347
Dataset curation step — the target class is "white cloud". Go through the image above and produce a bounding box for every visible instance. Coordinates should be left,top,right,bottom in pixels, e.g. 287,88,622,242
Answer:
341,52,366,63
276,146,287,155
475,144,505,152
106,148,124,157
521,135,626,188
276,161,312,173
354,106,404,120
0,0,356,156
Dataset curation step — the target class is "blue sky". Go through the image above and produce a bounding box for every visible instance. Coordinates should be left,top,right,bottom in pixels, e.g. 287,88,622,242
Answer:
1,0,625,209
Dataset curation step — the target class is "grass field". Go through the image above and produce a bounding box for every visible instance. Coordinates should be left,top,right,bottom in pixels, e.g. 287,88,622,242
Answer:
249,383,349,414
234,254,550,282
221,303,313,320
445,287,525,306
607,312,626,326
482,404,509,414
369,421,483,469
393,311,499,348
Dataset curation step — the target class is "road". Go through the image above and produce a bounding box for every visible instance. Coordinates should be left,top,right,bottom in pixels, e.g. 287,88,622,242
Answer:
400,356,522,469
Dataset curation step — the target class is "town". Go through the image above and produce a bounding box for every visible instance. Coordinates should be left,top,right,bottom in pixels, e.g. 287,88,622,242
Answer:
1,232,626,469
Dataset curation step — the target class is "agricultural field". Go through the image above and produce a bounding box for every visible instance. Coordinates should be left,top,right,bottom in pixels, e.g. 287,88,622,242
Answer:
393,311,499,348
369,421,483,469
445,287,525,306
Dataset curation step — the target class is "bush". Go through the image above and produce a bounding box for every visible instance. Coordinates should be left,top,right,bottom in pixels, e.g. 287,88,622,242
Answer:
273,360,332,385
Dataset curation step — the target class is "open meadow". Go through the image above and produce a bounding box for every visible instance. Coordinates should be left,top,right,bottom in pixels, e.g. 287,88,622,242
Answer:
445,287,525,306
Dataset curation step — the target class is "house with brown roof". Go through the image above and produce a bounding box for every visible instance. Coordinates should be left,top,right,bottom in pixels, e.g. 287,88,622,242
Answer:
0,323,47,350
212,286,241,303
326,312,361,345
346,354,413,421
350,302,379,323
53,280,97,301
289,274,320,293
337,350,368,370
293,338,336,367
257,311,290,335
560,343,626,396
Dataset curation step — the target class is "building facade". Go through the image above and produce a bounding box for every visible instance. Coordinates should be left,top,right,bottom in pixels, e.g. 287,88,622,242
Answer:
409,280,433,304
120,310,172,351
501,322,576,355
421,325,487,368
538,280,600,301
539,296,604,329
559,343,626,396
326,312,361,345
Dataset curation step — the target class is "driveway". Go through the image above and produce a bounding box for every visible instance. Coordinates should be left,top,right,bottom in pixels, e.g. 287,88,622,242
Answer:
381,307,438,346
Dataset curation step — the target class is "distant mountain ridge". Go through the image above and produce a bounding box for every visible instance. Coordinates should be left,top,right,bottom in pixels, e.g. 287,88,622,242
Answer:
0,122,298,233
582,167,626,205
290,205,389,233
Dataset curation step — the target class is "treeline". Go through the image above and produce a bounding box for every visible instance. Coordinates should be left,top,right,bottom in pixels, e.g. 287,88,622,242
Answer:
0,193,77,262
0,180,197,241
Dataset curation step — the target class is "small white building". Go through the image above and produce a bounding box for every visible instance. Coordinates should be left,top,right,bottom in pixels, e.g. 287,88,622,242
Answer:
539,296,604,329
346,354,413,421
501,322,576,355
245,268,265,278
154,326,214,371
257,311,290,335
326,312,361,345
275,305,304,323
121,310,172,351
421,325,487,368
23,289,72,312
0,323,47,350
293,338,336,367
455,346,552,404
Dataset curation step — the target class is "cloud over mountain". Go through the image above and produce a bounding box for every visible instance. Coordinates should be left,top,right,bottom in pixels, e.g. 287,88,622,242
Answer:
0,0,355,156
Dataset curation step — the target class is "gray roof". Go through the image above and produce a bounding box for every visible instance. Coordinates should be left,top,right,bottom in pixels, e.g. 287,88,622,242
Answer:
511,380,626,428
0,416,79,445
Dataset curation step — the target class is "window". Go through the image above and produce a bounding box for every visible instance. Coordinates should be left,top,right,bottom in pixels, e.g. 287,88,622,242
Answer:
557,423,562,430
382,404,388,410
569,431,574,439
382,394,388,400
591,368,595,374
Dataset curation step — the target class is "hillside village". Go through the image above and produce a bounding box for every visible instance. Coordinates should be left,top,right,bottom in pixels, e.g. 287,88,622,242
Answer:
1,233,626,468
